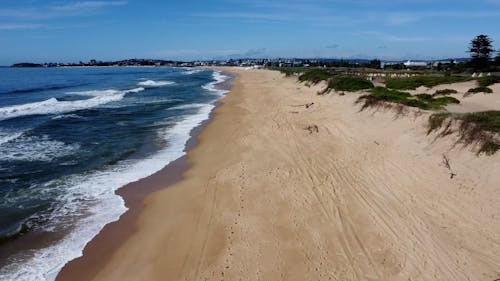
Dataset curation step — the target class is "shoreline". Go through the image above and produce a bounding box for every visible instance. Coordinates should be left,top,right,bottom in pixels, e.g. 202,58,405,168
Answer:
54,69,233,281
55,155,188,281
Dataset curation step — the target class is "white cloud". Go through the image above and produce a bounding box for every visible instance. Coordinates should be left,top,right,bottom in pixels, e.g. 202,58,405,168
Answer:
363,31,431,42
210,0,500,27
0,23,46,30
52,1,128,12
153,48,270,60
325,44,340,49
153,49,242,59
192,12,292,22
385,14,421,25
385,10,500,26
0,1,127,20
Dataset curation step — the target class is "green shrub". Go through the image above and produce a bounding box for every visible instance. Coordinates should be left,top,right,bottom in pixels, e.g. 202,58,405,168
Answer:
272,67,307,77
428,112,452,134
386,76,471,90
428,111,500,155
366,87,413,104
458,111,500,155
357,87,460,110
431,96,460,107
370,87,411,98
477,76,500,87
418,95,460,110
434,89,458,96
298,69,332,84
402,99,430,109
416,94,434,101
479,141,500,155
459,111,500,133
328,76,374,92
280,69,298,76
467,87,493,94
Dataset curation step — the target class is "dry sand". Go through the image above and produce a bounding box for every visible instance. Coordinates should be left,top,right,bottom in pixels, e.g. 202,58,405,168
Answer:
59,68,500,281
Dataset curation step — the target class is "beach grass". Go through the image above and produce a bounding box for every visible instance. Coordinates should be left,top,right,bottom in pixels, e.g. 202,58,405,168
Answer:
433,89,458,96
298,69,332,83
428,112,453,134
273,67,308,77
428,111,500,155
385,75,471,90
295,69,374,92
356,87,460,110
477,76,500,87
328,76,374,92
467,86,493,94
460,111,500,133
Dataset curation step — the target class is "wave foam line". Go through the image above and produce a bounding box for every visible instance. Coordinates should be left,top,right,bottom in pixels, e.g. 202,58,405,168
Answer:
168,103,207,111
0,135,79,162
202,70,230,97
0,88,145,121
137,80,175,87
182,69,203,75
0,129,24,146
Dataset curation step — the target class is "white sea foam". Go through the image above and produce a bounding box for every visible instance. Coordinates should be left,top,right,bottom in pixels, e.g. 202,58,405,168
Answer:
126,87,146,93
0,88,144,121
168,103,207,110
68,89,120,96
182,69,203,75
202,71,230,97
0,135,80,162
68,88,145,96
0,129,24,146
51,114,84,120
0,70,231,281
137,80,175,87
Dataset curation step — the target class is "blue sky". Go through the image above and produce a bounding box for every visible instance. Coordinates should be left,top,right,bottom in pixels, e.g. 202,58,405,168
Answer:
1,0,500,64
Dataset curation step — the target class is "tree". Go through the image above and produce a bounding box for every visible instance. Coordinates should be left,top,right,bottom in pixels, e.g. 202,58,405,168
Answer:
495,51,500,67
369,59,381,69
468,34,494,71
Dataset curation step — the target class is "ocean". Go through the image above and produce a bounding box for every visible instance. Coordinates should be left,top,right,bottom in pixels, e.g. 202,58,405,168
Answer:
0,67,230,281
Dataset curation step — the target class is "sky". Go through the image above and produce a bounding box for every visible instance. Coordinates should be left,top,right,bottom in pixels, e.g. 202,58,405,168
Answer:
1,0,500,65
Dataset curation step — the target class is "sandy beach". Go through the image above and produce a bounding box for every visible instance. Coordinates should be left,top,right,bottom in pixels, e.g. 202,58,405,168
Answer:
57,68,500,281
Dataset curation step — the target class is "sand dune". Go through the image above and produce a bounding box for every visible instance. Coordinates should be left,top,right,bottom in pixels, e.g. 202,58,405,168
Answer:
60,68,500,281
404,80,500,113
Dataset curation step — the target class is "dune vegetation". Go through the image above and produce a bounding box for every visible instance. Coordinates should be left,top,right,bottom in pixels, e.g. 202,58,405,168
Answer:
356,87,460,111
298,69,332,83
327,76,374,92
385,76,472,90
467,87,494,94
428,111,500,155
433,89,458,96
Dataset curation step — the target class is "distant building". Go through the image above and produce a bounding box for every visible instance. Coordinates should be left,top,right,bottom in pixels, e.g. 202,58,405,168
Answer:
403,60,429,68
381,61,402,69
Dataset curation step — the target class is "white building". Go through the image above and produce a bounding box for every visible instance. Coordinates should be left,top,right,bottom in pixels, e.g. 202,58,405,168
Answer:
403,60,429,68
